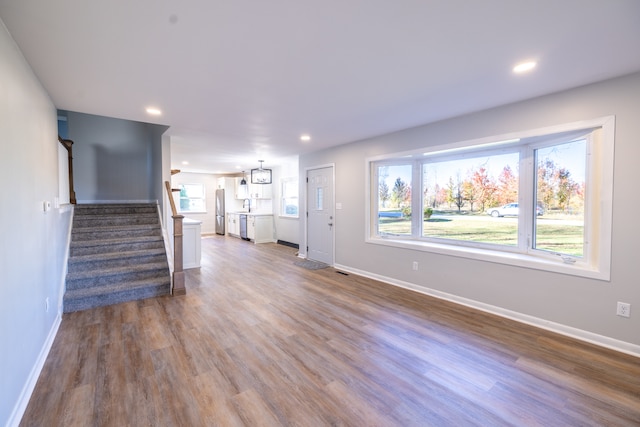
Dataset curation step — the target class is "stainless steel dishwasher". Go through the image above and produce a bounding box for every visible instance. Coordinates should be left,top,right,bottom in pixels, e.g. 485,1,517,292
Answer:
239,214,249,240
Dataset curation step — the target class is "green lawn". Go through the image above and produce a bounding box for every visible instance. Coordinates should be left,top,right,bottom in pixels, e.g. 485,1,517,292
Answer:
378,212,583,256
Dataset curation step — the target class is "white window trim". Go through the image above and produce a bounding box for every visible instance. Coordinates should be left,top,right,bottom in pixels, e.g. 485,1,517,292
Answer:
177,183,207,214
280,177,299,218
365,116,614,281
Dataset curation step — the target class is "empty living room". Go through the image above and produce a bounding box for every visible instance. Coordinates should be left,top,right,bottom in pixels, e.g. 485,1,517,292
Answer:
2,1,640,426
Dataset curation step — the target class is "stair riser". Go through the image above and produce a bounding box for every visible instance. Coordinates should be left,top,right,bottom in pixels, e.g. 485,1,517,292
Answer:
73,216,159,228
66,268,170,290
74,205,158,215
63,284,170,313
70,240,165,257
68,254,168,274
72,227,161,241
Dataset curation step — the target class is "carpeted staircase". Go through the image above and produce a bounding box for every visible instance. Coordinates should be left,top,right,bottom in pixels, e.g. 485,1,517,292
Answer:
63,203,171,313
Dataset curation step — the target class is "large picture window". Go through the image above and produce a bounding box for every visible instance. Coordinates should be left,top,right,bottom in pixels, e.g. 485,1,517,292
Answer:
367,117,614,280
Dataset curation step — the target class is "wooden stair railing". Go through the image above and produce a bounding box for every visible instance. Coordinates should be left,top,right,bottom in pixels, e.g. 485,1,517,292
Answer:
165,181,186,296
58,136,77,204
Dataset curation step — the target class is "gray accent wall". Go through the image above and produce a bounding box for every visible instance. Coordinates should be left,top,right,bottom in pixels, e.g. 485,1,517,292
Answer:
65,111,168,203
0,20,73,426
299,72,640,351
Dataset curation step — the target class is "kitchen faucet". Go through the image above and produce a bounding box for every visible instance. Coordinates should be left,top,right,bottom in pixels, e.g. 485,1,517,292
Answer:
243,198,251,212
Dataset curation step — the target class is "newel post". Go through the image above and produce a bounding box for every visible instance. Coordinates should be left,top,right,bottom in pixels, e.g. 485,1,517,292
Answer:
165,180,186,296
172,214,186,295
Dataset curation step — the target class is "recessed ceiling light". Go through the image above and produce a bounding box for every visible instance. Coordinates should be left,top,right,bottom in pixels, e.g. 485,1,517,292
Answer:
513,61,537,74
181,161,189,165
146,107,162,115
300,135,311,142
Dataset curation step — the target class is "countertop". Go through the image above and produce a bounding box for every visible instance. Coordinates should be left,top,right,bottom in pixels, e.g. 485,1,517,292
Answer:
228,211,273,216
183,218,203,224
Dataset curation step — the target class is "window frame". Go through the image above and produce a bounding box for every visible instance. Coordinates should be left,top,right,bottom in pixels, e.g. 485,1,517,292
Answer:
177,183,206,214
366,117,614,281
280,177,299,218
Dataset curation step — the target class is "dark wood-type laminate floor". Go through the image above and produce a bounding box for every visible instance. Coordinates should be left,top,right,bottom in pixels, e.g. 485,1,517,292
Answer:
20,236,640,426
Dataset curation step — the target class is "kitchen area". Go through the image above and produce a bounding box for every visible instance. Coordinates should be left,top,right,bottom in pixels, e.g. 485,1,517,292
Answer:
170,159,300,270
215,176,275,244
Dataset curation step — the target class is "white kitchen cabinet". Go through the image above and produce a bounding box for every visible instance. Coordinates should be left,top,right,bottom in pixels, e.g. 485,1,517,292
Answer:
226,213,274,243
236,177,272,200
247,215,256,240
247,183,272,200
227,213,239,236
251,215,274,243
234,177,249,199
182,218,202,269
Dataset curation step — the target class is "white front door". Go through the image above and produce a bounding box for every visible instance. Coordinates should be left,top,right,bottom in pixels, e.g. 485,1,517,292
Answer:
306,166,334,265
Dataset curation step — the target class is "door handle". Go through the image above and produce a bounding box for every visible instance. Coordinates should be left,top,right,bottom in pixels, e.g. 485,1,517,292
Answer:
328,223,333,226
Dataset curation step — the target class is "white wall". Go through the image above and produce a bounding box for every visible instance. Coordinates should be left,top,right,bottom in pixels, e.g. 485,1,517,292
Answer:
149,123,170,208
299,72,640,353
0,19,73,426
170,172,221,234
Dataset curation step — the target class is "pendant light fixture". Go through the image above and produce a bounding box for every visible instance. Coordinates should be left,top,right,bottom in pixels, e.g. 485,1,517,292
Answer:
238,170,248,199
251,160,272,184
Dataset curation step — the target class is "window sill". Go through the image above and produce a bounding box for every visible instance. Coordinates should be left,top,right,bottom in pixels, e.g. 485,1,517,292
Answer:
178,211,207,215
278,215,299,219
366,236,609,281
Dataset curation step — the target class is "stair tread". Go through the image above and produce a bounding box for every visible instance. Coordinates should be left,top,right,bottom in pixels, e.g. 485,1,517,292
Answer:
68,248,166,263
64,277,170,299
70,235,163,247
74,211,158,216
74,205,158,211
73,223,160,230
66,261,169,280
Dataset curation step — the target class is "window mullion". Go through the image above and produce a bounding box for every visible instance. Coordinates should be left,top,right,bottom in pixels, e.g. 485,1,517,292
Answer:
412,160,422,237
519,146,534,252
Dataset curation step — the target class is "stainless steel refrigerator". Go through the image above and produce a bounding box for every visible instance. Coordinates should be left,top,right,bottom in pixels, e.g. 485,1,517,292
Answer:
215,189,225,235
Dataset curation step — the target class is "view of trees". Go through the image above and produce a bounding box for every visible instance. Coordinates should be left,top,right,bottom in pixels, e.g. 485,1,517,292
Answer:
379,157,585,216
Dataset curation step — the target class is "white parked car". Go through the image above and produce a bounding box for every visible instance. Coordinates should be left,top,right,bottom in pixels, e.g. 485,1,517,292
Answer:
487,203,543,217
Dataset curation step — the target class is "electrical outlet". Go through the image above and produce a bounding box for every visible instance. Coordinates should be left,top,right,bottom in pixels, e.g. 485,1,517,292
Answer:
412,261,418,271
616,302,630,318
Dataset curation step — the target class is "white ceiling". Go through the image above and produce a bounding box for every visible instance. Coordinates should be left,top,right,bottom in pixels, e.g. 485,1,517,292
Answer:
2,0,640,173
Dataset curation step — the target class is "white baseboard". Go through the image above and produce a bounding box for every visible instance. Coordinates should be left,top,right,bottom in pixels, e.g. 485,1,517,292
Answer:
334,263,640,358
7,313,62,427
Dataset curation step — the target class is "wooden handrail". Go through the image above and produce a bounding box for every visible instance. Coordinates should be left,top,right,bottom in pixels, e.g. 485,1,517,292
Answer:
58,136,77,204
165,181,186,295
166,181,178,216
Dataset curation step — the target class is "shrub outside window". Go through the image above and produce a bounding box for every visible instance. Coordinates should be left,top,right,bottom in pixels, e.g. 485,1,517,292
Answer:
281,178,299,217
178,183,206,213
367,117,614,280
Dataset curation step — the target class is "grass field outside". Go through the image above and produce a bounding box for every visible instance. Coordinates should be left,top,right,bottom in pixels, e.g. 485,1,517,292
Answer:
378,209,584,256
